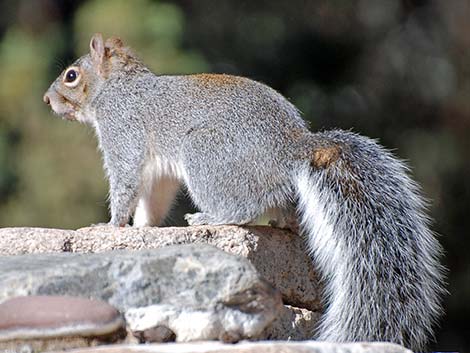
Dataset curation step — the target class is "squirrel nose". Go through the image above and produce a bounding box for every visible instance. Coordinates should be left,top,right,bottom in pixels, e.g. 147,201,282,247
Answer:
43,93,50,105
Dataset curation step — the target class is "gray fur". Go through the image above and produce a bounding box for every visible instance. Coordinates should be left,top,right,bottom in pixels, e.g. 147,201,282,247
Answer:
295,131,445,350
44,34,445,351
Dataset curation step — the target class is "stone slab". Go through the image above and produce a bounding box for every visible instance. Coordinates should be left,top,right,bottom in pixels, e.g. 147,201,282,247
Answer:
0,245,282,343
48,341,413,353
0,226,321,311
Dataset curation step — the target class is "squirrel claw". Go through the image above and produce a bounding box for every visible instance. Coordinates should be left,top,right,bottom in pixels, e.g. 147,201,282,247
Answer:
184,212,211,226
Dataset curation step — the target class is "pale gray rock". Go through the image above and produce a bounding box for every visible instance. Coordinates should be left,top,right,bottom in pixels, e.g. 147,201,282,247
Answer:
47,340,414,353
0,225,321,311
0,244,282,343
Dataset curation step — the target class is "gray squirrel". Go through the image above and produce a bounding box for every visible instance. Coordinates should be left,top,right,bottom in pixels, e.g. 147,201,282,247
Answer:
44,33,445,350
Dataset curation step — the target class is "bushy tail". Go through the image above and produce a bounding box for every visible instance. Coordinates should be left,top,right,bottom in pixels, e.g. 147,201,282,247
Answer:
295,130,445,351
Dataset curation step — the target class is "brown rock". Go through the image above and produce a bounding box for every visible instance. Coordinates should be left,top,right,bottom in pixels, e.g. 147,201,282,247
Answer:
0,295,125,340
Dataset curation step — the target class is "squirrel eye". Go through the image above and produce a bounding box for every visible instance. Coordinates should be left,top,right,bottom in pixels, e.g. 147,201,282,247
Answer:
66,70,77,82
63,67,81,87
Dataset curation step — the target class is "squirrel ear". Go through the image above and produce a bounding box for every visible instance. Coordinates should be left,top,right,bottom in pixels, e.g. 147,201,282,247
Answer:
105,37,124,49
90,33,105,68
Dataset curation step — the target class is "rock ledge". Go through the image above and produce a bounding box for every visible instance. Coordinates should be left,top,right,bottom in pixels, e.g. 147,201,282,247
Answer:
51,340,413,353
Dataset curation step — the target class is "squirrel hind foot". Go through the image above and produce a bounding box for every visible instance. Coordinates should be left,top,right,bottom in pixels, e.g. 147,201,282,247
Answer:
184,212,212,225
184,212,252,226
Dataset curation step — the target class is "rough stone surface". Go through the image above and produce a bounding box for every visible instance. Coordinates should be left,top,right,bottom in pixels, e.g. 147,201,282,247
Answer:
261,305,320,341
132,326,176,343
0,226,321,311
0,295,124,340
47,341,413,353
0,244,282,343
0,335,126,353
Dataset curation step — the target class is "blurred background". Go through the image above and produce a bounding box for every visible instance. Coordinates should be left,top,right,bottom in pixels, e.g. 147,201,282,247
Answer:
0,0,468,350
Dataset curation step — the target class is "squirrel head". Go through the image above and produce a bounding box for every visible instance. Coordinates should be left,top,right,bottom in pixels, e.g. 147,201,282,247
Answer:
43,33,142,123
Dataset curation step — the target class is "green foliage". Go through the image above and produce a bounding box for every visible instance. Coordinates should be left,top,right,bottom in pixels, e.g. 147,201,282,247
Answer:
74,0,208,74
0,0,208,227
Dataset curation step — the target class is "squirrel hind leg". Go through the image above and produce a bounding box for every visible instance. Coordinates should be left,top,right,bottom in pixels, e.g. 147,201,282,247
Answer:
133,175,180,227
181,126,293,227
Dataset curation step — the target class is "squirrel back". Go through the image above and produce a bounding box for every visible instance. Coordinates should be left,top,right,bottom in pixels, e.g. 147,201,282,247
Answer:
44,34,445,351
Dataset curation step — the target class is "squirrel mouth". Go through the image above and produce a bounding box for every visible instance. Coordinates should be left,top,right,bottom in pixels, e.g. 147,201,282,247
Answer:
52,104,78,121
62,112,77,121
49,108,76,121
45,91,79,121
